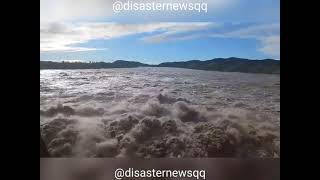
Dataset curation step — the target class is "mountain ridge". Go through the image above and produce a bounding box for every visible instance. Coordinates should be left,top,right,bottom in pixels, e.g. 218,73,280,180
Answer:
40,57,280,74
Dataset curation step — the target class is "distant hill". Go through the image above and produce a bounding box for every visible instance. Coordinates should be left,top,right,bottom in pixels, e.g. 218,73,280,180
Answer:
158,57,280,74
40,57,280,74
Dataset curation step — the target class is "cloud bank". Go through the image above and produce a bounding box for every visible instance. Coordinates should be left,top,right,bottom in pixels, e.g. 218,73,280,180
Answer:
40,22,217,53
41,21,280,58
210,23,280,58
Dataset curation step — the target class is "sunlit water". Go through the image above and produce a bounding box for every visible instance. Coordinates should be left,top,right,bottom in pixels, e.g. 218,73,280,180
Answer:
40,67,280,158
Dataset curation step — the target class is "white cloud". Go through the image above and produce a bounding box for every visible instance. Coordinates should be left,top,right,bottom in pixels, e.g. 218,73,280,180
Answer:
40,20,280,58
210,23,279,39
40,0,113,21
258,35,280,57
40,22,216,53
40,21,280,58
40,46,104,53
142,22,219,43
209,23,280,58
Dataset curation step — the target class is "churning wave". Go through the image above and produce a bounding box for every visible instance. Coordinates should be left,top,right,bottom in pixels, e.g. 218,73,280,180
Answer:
40,68,280,157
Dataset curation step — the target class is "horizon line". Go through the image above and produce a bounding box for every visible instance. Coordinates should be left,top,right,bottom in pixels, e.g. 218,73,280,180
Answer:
40,57,280,64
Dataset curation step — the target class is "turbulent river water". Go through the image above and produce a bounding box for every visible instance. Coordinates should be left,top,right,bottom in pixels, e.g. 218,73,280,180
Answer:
40,67,280,158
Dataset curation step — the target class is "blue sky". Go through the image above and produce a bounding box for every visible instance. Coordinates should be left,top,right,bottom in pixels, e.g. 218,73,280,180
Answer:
40,0,280,64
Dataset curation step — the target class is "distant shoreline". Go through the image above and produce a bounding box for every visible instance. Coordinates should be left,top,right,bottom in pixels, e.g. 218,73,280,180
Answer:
40,57,280,74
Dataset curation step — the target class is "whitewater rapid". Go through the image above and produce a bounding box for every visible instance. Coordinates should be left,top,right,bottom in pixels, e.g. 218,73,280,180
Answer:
40,67,280,157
